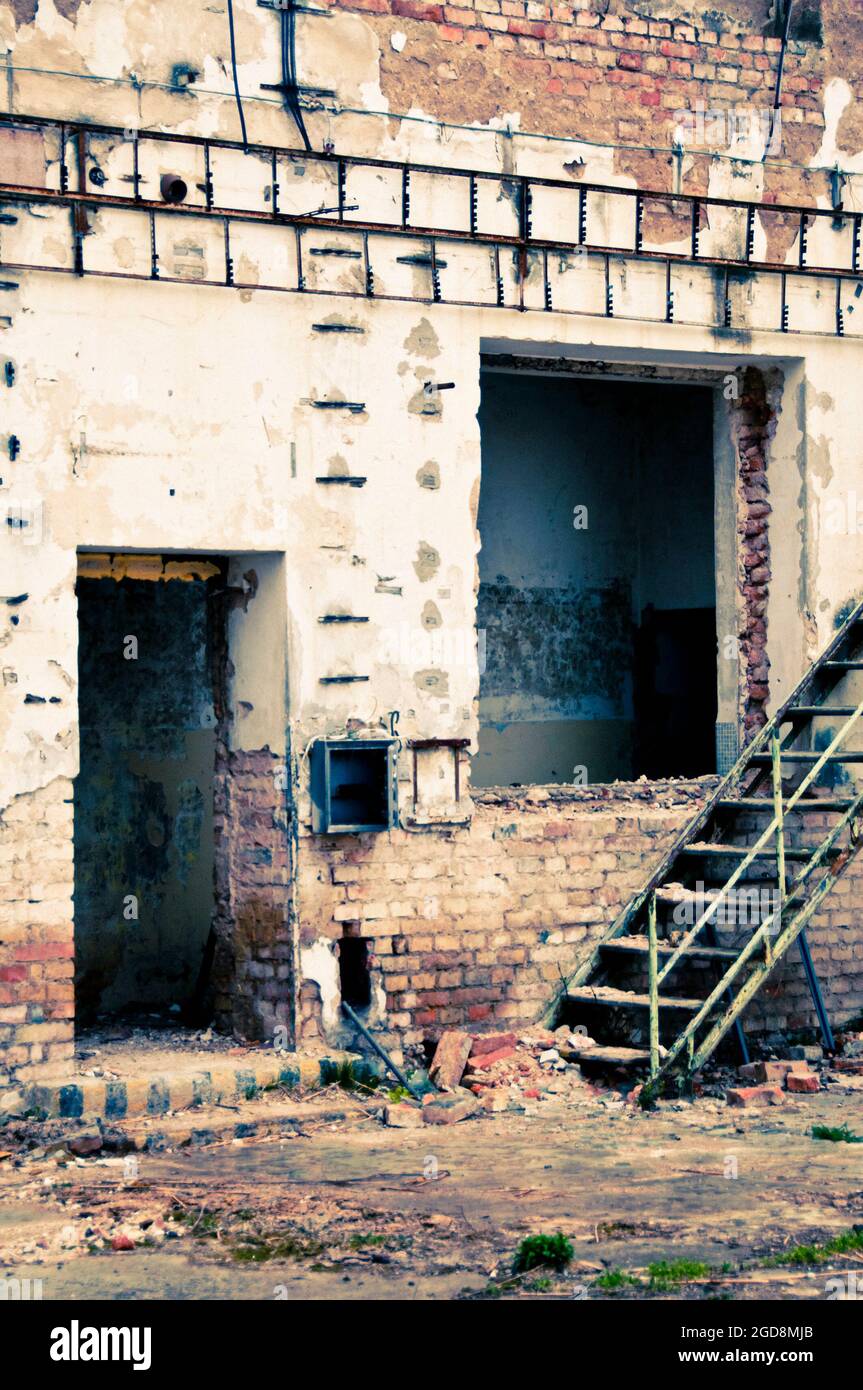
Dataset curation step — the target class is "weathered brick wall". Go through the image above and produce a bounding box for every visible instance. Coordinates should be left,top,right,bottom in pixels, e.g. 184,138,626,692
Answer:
327,0,857,205
297,782,709,1049
212,748,294,1043
297,783,863,1053
0,780,74,1090
732,366,781,740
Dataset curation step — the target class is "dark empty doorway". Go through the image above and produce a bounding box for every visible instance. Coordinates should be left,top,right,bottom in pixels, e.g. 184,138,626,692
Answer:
74,558,223,1025
475,370,717,787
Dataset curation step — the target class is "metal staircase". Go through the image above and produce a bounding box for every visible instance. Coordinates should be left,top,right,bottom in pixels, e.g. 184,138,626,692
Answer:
548,598,863,1092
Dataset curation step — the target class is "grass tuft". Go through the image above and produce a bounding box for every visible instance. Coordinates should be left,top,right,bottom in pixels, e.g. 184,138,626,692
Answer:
769,1227,863,1267
512,1232,573,1274
594,1268,641,1291
647,1258,709,1291
812,1123,862,1144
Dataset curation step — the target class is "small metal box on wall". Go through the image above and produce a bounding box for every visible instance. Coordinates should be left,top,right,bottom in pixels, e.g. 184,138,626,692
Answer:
310,738,398,833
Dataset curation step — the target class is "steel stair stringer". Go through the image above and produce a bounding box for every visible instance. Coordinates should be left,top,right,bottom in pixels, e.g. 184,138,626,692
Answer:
540,595,863,1084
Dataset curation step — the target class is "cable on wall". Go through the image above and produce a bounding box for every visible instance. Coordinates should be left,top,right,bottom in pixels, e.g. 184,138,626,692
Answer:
226,0,250,150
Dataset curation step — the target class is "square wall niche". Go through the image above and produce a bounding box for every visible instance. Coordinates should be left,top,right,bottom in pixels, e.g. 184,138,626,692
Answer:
310,739,397,833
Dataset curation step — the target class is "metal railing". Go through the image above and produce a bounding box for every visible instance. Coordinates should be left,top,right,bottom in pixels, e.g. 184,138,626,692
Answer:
1,113,861,335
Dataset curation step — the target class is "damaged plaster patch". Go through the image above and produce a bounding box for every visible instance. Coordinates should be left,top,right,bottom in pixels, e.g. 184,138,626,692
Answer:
421,600,442,629
300,937,341,1035
404,317,440,358
111,237,136,270
413,542,440,582
417,460,440,490
811,78,863,173
54,0,93,18
9,0,38,24
414,668,449,696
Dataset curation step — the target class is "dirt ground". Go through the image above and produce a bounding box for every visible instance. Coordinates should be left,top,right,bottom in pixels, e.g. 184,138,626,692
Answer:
2,1076,862,1302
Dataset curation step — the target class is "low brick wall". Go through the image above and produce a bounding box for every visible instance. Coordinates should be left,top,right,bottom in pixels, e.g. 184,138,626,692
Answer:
297,781,711,1050
4,772,862,1094
212,747,293,1042
0,779,75,1090
297,781,863,1053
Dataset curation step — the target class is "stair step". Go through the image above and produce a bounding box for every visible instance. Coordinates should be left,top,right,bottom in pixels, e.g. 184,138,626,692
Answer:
566,986,703,1011
655,884,775,922
681,842,814,860
747,751,863,763
718,797,857,812
784,706,859,718
544,599,863,1081
601,935,737,962
559,1042,649,1067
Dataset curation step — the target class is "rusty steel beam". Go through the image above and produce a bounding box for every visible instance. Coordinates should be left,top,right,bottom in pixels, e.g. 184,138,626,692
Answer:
1,179,859,285
0,110,857,224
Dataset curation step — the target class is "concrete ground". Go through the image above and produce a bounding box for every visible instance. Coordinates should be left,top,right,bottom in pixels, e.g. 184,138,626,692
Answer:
1,1076,862,1301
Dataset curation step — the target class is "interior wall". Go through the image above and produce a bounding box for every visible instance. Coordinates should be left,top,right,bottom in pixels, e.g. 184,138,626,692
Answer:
74,571,219,1022
475,371,716,787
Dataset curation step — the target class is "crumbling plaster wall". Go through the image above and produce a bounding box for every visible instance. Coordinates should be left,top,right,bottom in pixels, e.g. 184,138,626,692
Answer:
1,0,863,1083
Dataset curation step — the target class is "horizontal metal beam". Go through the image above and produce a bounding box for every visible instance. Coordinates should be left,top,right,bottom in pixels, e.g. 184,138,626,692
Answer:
1,178,855,282
0,111,854,224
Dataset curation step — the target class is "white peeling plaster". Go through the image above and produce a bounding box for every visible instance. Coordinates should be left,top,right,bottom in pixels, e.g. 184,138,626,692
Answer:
810,78,863,174
300,937,341,1035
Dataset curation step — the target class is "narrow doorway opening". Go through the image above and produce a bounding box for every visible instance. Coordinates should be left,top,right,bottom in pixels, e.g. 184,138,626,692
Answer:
73,556,224,1030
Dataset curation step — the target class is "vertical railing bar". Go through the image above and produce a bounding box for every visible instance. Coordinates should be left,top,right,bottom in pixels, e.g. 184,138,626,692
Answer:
430,235,441,303
521,177,531,241
769,732,785,969
362,228,374,297
494,243,504,307
149,208,159,279
271,149,279,217
648,891,659,1079
781,270,788,331
799,211,808,269
224,217,234,286
402,166,410,230
59,122,69,193
295,224,304,290
204,141,214,209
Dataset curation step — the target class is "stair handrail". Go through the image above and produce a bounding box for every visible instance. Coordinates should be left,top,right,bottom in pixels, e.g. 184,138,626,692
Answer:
551,594,863,1016
655,695,863,986
647,782,863,1082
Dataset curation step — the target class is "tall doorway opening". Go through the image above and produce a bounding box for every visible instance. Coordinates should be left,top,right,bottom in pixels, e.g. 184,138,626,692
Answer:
74,556,223,1027
475,368,718,788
